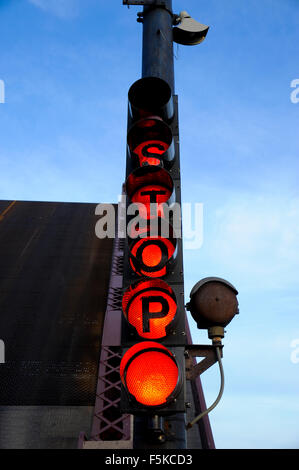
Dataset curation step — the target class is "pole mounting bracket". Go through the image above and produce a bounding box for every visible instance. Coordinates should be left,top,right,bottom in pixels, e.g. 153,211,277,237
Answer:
185,345,223,380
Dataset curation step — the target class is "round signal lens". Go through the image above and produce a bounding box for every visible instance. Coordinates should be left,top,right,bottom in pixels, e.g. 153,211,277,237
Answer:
122,280,178,339
129,236,176,278
127,114,174,167
128,77,174,122
126,166,174,220
131,183,172,219
120,342,179,407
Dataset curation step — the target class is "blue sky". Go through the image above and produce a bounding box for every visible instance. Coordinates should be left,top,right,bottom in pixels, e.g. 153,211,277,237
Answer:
0,0,299,449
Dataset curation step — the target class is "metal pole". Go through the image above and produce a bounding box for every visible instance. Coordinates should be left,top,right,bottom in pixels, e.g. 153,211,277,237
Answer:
134,414,186,449
142,0,175,93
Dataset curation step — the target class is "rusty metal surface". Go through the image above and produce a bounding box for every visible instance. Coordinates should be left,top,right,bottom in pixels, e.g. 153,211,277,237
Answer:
191,281,239,326
185,344,223,381
0,200,113,406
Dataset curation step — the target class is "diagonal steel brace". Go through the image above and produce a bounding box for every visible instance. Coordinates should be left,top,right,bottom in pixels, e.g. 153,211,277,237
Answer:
185,345,224,380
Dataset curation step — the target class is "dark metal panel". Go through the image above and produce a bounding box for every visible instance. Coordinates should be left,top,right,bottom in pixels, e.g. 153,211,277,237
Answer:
0,200,14,215
0,406,94,449
0,200,114,406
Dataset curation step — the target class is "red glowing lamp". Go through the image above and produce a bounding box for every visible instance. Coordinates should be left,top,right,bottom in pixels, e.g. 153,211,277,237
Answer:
126,166,174,220
127,116,174,167
122,279,178,339
129,235,176,278
120,342,180,407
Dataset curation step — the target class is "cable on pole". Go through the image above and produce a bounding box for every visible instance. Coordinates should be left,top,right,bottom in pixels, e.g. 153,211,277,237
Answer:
186,346,224,430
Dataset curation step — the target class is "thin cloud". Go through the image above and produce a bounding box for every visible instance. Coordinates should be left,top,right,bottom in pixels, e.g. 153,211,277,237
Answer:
28,0,80,19
201,189,299,291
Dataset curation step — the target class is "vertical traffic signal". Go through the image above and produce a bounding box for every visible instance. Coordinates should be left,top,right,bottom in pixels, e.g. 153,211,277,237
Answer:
120,75,186,415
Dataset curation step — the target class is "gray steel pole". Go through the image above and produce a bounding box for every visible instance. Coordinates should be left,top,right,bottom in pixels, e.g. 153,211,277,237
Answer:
142,0,175,93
